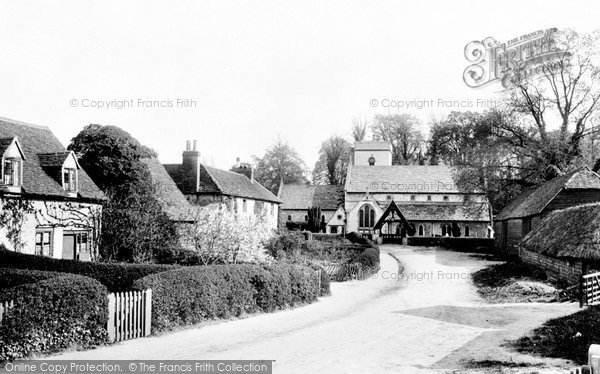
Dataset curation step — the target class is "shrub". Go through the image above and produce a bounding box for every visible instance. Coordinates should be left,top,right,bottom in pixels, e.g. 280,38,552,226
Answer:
358,247,381,269
265,232,305,260
346,232,370,246
0,268,63,289
0,274,108,361
133,263,324,332
0,248,175,292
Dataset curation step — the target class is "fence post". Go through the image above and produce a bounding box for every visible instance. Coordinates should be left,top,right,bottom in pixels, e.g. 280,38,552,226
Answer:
107,293,116,342
580,275,585,308
317,269,321,296
144,289,152,337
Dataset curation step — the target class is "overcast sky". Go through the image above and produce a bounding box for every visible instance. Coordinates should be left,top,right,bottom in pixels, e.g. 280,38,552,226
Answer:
1,0,599,170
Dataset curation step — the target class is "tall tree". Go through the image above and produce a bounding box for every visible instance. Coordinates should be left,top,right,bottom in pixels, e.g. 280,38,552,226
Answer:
371,114,425,165
351,118,368,142
503,29,600,175
312,135,351,185
69,124,178,263
253,138,307,194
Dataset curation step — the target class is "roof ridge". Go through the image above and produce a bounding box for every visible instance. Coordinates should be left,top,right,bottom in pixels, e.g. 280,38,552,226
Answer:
0,116,50,130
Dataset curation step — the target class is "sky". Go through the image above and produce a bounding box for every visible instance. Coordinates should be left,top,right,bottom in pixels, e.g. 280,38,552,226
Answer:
1,0,599,170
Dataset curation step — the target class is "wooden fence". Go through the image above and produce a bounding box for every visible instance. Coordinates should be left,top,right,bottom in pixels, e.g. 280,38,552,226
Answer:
581,271,600,307
107,289,152,342
0,299,14,323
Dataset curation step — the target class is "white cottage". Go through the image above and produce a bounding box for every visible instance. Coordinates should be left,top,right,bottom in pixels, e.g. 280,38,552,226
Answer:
0,117,105,260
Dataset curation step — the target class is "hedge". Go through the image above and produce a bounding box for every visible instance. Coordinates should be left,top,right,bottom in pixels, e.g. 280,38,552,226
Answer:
0,268,65,290
0,248,176,292
0,274,108,361
133,263,325,332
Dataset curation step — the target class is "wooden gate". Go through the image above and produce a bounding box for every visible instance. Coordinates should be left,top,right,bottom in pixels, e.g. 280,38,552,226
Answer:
107,289,152,342
581,272,600,307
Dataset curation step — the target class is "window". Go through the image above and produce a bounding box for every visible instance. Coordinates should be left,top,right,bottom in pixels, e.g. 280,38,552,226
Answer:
304,215,308,221
287,215,292,221
427,195,432,201
242,199,247,213
465,225,470,237
368,155,376,166
35,231,52,256
410,195,416,201
443,195,449,201
63,168,76,192
359,204,375,228
418,224,424,236
270,203,274,216
3,158,20,186
321,215,325,223
441,224,452,236
330,226,338,234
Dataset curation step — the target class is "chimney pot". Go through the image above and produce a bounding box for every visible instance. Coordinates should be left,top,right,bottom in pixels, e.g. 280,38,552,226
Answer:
193,140,198,151
186,140,191,151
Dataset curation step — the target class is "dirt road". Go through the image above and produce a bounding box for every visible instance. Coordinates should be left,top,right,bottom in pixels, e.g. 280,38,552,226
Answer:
49,246,580,373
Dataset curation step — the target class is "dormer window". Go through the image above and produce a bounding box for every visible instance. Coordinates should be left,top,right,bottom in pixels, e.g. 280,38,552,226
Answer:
3,158,21,186
63,168,77,192
0,137,26,191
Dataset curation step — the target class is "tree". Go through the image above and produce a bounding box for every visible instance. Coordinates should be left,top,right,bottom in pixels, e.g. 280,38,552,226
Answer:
351,118,368,142
69,124,178,263
502,29,600,175
183,206,272,264
371,114,426,165
253,138,307,194
312,135,351,185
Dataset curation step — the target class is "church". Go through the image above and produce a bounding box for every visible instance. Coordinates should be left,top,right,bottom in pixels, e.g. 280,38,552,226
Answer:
280,141,493,242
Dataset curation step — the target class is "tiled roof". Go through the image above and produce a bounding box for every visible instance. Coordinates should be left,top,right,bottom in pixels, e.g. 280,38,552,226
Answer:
0,117,104,201
354,141,391,151
0,138,16,155
392,202,491,222
142,158,193,222
496,167,600,221
37,152,72,167
165,163,282,203
279,184,344,210
345,164,462,193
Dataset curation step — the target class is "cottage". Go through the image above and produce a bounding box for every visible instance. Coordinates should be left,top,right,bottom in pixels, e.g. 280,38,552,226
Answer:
0,117,105,260
494,166,600,255
164,141,281,229
278,184,345,233
520,202,600,284
345,141,492,242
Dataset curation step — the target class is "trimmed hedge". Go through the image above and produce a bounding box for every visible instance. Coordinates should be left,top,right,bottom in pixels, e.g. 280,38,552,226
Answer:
406,237,494,252
133,263,325,332
0,274,108,361
0,268,63,290
358,247,380,269
0,248,176,292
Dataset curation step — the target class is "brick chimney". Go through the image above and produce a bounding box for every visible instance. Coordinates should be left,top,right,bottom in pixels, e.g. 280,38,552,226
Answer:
182,139,201,191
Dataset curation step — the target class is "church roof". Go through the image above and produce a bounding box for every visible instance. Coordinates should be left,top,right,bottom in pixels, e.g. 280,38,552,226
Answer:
279,184,344,210
345,164,463,194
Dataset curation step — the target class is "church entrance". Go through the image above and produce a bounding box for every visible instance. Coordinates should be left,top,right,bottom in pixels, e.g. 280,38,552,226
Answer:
374,201,415,244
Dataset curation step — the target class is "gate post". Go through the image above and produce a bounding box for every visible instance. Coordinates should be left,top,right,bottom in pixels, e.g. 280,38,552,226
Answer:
580,275,585,308
144,289,152,337
107,293,116,342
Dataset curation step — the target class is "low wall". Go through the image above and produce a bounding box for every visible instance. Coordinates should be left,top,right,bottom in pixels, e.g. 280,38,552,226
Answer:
519,248,583,285
407,237,495,252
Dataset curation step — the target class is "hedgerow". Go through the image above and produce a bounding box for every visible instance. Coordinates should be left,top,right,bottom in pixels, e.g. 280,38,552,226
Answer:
0,268,63,289
133,263,324,332
0,247,175,291
0,274,108,361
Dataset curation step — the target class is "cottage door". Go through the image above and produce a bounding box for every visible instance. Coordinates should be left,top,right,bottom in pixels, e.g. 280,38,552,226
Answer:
62,235,76,260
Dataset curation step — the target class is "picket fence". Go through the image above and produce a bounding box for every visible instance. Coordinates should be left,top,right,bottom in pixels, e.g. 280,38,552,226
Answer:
107,289,152,342
581,271,600,306
0,299,14,323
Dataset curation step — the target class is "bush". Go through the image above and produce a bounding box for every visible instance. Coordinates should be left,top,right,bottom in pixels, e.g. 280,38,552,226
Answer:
0,248,175,292
133,263,324,332
265,232,305,260
358,247,380,269
0,274,108,361
346,232,371,246
0,268,63,289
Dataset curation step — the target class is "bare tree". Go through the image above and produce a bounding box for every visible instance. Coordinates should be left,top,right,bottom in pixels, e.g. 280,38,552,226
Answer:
351,118,368,142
